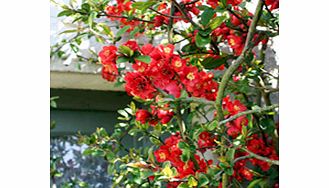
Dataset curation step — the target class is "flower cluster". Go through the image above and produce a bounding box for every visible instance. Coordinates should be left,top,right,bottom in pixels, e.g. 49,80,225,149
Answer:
98,46,119,82
153,0,201,28
211,10,269,56
135,105,174,126
233,134,279,181
154,133,211,180
130,43,219,101
105,0,141,31
99,41,219,101
222,96,249,138
197,131,216,153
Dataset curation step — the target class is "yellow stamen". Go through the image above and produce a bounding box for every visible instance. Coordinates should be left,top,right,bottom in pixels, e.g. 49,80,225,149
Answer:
187,72,195,80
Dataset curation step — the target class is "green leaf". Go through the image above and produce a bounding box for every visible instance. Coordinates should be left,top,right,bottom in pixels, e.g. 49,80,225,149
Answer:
132,1,156,12
129,27,140,38
150,137,162,146
247,179,264,188
221,0,227,6
116,56,130,63
201,56,229,69
197,5,211,11
57,10,74,17
118,45,134,57
78,181,88,187
187,176,198,187
209,15,227,30
180,150,190,163
70,44,79,53
50,100,57,108
59,29,78,35
198,28,212,37
82,148,93,156
177,183,189,188
88,11,97,27
178,141,189,150
114,175,124,185
135,55,151,63
133,175,143,184
116,25,130,37
225,167,234,176
106,152,115,161
147,146,155,164
92,149,105,157
226,148,235,164
181,43,198,53
207,120,218,131
81,3,90,12
200,8,215,26
195,33,211,48
118,109,129,118
198,173,209,187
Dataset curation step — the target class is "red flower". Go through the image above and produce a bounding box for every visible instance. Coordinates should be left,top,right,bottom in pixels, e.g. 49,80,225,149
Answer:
135,109,151,124
157,108,174,124
227,34,245,55
141,44,155,55
105,1,133,21
240,168,253,181
102,63,118,82
207,0,219,9
170,55,187,72
198,131,216,153
265,0,279,11
227,0,243,6
230,14,242,26
124,72,156,100
132,61,149,73
154,15,169,27
158,44,175,59
123,40,139,51
98,45,117,64
154,146,170,163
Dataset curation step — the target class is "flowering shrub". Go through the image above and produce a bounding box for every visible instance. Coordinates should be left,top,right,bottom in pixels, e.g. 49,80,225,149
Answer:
52,0,279,187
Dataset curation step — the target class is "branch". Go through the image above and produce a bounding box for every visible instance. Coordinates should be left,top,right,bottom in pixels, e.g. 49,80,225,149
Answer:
233,155,252,163
168,1,175,44
179,97,215,106
184,0,200,5
218,104,278,126
216,2,265,187
98,11,154,23
241,148,279,165
149,7,182,19
215,0,264,121
130,0,182,19
221,136,279,166
175,104,186,140
172,0,200,28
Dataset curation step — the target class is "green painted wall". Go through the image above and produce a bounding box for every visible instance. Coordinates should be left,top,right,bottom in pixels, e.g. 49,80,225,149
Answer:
51,88,132,136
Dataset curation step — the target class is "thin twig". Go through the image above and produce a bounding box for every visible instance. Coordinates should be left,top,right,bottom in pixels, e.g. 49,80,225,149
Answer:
172,0,200,28
168,1,175,44
241,148,279,165
218,104,278,126
184,0,200,5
